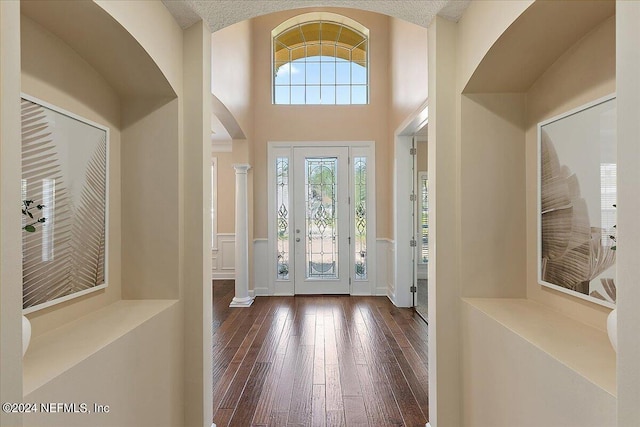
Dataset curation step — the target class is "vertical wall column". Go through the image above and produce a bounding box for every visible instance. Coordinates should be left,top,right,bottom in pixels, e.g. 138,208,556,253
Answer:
617,2,640,425
428,16,461,427
0,2,24,427
182,20,213,427
231,164,253,307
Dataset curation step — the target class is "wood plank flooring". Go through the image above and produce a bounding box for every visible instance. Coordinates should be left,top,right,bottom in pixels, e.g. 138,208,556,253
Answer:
212,281,429,427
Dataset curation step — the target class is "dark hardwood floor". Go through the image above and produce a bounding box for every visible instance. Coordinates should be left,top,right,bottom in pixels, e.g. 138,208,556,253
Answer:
212,280,429,427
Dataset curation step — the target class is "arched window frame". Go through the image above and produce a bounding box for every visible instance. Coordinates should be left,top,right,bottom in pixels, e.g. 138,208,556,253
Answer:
272,12,369,105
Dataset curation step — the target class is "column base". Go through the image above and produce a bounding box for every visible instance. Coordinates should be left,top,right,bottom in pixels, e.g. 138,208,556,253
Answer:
229,296,254,307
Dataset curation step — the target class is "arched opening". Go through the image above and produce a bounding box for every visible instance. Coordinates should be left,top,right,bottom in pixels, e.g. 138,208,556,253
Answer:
208,5,430,426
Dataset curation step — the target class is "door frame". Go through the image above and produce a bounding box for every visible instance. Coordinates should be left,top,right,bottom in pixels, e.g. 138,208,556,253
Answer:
394,101,428,307
267,141,377,296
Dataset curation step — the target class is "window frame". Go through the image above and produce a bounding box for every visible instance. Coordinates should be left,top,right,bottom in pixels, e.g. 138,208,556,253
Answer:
271,13,370,106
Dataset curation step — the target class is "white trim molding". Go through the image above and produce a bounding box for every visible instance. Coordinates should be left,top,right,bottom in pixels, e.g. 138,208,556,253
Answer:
211,233,235,279
394,134,416,308
266,141,377,296
253,239,270,295
376,238,393,296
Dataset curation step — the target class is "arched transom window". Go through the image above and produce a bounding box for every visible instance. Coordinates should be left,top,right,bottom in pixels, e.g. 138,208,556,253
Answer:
273,13,369,105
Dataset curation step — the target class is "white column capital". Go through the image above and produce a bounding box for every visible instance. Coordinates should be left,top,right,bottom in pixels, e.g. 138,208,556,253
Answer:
233,163,251,173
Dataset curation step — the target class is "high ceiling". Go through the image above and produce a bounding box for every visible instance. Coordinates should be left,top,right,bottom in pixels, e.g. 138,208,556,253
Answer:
162,0,471,31
163,0,470,146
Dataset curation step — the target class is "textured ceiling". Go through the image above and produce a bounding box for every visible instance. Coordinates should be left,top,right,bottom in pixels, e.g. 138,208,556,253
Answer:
162,0,471,32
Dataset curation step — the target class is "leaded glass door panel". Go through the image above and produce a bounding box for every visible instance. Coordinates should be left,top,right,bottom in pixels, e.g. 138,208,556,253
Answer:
293,147,350,294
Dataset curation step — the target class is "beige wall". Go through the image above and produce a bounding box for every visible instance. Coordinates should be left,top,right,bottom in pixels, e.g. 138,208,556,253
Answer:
525,16,615,328
389,17,428,131
121,98,181,300
460,93,527,298
24,303,183,427
20,14,123,335
457,0,534,91
389,17,428,244
182,20,214,425
214,152,236,234
211,20,253,144
0,2,209,426
211,18,255,287
91,2,213,423
0,2,25,424
446,2,618,426
95,0,184,96
427,16,460,427
251,8,391,238
462,301,616,427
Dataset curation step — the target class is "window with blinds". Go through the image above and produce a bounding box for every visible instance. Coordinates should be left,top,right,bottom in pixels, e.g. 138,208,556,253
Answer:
419,172,428,264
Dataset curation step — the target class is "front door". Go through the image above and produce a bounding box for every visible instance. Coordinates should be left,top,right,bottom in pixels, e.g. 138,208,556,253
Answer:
293,146,350,294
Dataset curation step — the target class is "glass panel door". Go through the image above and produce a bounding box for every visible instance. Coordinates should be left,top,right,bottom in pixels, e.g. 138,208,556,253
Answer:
293,146,350,294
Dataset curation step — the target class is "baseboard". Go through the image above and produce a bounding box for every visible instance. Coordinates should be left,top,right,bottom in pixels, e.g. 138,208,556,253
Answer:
211,272,234,280
248,289,255,298
387,291,398,307
254,287,269,296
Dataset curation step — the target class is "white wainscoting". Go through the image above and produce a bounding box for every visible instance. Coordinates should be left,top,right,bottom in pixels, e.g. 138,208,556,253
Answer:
255,239,389,297
378,239,396,303
211,233,235,279
253,239,270,295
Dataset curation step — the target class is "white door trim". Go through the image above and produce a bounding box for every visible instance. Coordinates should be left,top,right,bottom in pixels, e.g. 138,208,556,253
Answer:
395,101,428,307
267,141,376,296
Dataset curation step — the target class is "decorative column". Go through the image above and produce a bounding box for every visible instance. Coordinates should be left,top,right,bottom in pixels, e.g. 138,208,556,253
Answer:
230,164,253,307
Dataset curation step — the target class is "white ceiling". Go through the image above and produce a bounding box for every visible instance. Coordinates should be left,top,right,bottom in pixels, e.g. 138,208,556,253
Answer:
162,0,471,31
